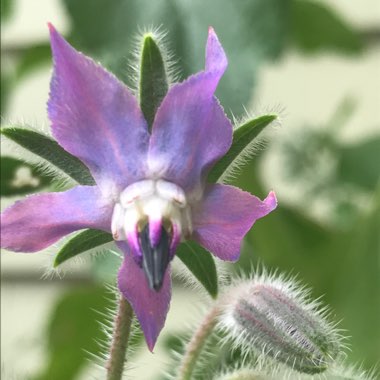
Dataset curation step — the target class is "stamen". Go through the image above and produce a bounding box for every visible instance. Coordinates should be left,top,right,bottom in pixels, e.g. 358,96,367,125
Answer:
169,222,181,258
126,227,143,264
120,179,155,207
156,180,187,207
111,203,126,241
111,179,192,285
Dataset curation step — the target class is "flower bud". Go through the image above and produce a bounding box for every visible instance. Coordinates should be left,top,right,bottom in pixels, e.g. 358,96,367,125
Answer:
219,275,341,374
215,365,376,380
215,368,273,380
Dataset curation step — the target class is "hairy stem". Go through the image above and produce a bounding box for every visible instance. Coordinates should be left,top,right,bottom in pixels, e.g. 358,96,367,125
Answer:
177,305,220,380
106,296,134,380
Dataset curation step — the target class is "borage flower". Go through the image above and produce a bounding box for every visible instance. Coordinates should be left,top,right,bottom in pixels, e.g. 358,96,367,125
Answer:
0,25,276,350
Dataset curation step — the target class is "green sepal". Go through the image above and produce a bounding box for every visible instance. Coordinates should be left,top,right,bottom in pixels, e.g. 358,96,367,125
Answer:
208,114,277,183
176,241,218,299
54,229,113,267
139,33,168,129
1,127,95,185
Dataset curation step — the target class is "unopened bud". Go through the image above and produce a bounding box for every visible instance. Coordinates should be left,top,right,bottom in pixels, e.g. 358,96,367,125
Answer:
215,368,272,380
220,275,341,374
215,365,376,380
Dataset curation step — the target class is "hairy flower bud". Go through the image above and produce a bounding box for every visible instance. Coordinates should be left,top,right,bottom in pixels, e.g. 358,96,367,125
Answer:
219,274,341,374
215,365,376,380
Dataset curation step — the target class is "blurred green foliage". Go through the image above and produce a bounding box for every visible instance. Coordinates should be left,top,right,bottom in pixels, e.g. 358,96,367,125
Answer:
338,137,380,191
176,241,219,298
1,0,379,378
0,0,13,21
290,0,363,54
0,156,55,196
60,0,364,116
1,0,365,122
14,43,52,81
33,286,112,380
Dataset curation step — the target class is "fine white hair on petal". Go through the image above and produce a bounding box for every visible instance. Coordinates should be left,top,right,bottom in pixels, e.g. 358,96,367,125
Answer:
111,203,126,241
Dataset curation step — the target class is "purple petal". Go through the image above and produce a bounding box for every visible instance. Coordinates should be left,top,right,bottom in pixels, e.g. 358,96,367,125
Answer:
192,184,277,261
1,186,112,252
48,24,149,192
117,242,171,351
148,27,232,195
206,26,228,73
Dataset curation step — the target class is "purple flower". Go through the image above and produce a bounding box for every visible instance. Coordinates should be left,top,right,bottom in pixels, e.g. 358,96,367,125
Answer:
0,24,277,350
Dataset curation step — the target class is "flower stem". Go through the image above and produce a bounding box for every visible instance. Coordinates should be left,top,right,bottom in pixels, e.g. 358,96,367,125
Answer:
106,295,134,380
177,305,220,380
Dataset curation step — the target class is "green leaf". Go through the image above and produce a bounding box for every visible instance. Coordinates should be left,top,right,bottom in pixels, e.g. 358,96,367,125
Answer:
15,43,51,82
1,156,55,196
337,137,380,191
34,285,143,380
208,114,276,183
54,229,113,267
34,286,113,380
1,0,13,21
62,0,139,83
176,241,218,298
291,0,363,55
333,186,380,368
1,72,11,114
63,0,136,53
1,127,95,185
139,34,168,129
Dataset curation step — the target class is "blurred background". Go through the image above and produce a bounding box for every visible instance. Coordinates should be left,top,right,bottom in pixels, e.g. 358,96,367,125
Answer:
1,0,379,379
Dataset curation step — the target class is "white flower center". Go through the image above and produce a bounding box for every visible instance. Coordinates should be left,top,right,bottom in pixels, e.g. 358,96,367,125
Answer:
111,179,192,242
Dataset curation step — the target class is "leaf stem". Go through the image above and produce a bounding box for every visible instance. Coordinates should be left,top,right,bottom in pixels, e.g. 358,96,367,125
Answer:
177,304,220,380
106,295,134,380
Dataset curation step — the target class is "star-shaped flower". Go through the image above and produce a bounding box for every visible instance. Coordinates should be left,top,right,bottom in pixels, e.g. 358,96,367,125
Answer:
0,25,276,350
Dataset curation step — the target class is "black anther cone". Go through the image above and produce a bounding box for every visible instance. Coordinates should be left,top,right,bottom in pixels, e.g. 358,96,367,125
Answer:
139,224,171,291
